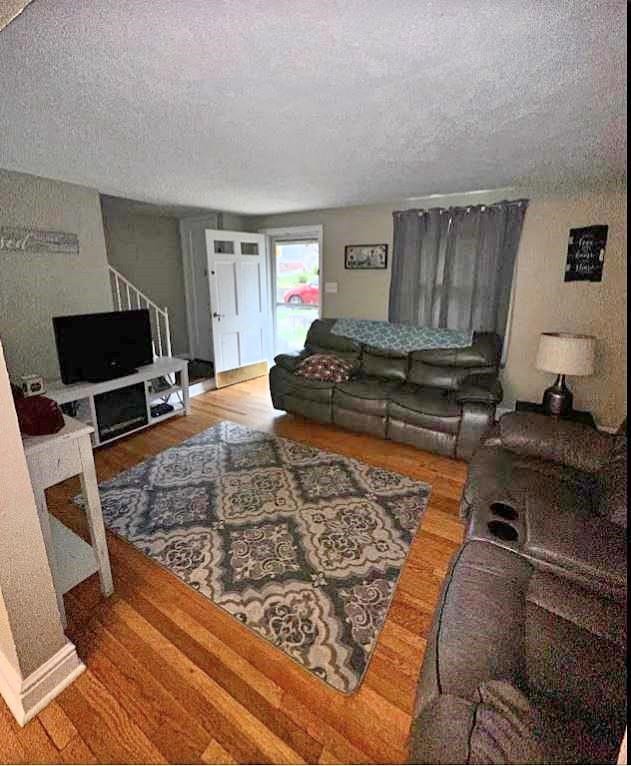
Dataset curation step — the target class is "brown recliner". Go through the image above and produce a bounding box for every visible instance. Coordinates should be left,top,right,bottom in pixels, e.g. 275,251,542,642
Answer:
269,318,503,461
410,415,627,764
461,413,627,601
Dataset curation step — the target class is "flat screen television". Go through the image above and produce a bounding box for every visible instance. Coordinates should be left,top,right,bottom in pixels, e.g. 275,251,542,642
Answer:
53,309,153,384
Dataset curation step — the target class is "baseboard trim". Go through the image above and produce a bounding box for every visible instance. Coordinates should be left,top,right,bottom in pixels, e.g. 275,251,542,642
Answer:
0,641,85,726
189,378,216,398
215,361,268,389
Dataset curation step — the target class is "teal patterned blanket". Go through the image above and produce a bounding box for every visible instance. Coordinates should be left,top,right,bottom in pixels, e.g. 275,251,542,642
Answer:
331,319,473,353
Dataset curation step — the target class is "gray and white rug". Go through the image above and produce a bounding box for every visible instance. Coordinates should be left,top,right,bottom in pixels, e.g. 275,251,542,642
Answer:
79,420,430,693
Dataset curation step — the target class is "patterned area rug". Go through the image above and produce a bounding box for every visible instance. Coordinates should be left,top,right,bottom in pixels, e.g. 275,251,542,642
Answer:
80,421,431,693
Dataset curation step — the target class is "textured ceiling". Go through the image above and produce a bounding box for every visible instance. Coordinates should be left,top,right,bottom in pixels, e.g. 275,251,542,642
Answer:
0,0,627,215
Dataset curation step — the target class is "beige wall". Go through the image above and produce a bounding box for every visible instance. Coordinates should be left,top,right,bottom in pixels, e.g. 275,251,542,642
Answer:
101,203,189,355
0,169,112,381
251,187,626,429
504,191,626,428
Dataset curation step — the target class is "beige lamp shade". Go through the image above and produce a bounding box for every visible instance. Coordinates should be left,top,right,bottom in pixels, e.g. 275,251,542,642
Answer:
536,333,596,376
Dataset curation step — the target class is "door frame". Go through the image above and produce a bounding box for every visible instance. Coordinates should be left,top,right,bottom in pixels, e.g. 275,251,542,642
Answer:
259,224,324,356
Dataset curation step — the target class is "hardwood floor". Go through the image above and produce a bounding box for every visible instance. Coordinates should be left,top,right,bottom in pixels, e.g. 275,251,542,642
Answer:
0,376,467,764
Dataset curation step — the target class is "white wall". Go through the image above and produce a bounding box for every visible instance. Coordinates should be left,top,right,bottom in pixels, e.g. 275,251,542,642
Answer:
250,187,627,429
0,169,112,381
101,201,190,355
0,341,67,676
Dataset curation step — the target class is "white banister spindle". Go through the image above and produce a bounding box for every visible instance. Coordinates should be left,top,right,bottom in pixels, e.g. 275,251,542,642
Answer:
163,308,172,358
115,275,121,311
107,265,173,361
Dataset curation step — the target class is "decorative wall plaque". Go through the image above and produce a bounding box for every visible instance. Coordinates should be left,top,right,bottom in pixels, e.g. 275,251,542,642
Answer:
0,226,79,254
564,225,607,282
344,243,388,270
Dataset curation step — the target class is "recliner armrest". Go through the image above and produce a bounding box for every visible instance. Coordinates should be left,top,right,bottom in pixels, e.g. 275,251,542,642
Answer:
499,412,613,474
273,351,307,373
456,373,503,406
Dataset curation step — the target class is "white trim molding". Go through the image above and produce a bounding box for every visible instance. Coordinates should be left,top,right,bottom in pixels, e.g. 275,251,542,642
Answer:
0,641,85,726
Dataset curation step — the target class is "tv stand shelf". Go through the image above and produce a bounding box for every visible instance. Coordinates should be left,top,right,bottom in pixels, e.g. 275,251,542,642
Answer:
46,356,190,447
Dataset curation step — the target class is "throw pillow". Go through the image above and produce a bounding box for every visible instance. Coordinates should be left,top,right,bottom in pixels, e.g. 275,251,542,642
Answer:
295,353,354,383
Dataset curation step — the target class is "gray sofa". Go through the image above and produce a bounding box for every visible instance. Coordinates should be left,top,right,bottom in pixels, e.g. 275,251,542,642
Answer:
269,319,503,461
410,414,628,764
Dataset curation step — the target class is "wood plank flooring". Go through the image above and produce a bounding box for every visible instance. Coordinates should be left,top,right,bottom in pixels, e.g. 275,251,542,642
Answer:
0,376,466,764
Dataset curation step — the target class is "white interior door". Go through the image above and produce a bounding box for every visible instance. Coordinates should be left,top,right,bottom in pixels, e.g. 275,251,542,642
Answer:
206,230,270,374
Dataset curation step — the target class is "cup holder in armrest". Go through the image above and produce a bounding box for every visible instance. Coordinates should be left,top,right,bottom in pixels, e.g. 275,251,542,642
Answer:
490,502,518,521
487,520,519,542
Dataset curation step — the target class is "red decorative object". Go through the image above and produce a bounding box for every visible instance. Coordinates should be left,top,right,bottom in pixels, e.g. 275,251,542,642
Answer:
12,386,65,436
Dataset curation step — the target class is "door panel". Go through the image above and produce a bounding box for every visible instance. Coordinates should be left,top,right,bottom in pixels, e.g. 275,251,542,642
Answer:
215,261,238,317
239,261,263,313
220,332,240,371
240,328,264,366
206,230,270,374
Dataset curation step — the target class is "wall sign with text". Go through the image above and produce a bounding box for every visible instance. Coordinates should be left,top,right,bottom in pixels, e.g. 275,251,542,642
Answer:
0,226,79,254
564,225,608,282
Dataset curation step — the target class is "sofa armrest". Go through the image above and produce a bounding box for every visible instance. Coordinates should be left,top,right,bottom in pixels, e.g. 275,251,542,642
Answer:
410,684,547,765
456,373,503,406
273,351,306,373
499,412,613,474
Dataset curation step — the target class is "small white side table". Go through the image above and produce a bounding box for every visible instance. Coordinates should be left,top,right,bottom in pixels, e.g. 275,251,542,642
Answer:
22,416,114,626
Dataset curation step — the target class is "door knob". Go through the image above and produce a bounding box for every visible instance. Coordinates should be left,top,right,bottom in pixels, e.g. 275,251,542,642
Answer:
212,311,224,320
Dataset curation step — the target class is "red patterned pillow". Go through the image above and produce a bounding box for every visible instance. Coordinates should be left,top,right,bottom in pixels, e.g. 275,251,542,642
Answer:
295,353,355,383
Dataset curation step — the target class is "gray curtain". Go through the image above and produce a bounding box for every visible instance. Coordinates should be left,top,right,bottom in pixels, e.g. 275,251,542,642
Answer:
388,199,529,336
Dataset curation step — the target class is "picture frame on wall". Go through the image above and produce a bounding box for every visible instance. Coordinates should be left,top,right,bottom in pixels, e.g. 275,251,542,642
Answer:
344,243,388,270
564,225,608,282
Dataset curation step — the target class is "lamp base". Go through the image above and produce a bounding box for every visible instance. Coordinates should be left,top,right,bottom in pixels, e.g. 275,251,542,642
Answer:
542,374,573,416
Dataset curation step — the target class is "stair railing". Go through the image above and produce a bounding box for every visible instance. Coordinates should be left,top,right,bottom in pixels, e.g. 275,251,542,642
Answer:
108,265,172,358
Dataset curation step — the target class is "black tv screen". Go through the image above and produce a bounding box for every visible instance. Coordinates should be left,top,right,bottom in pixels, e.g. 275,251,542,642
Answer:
53,309,153,384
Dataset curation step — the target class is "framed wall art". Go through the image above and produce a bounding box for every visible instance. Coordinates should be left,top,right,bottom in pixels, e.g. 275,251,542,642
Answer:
564,225,608,282
344,243,388,270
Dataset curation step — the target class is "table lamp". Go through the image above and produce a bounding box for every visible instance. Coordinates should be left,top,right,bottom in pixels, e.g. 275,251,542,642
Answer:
535,333,596,415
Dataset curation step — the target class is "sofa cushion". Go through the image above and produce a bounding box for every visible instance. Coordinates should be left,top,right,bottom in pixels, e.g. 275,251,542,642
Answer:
273,352,306,373
360,346,408,381
295,353,355,383
389,385,461,435
411,332,502,369
285,374,335,404
304,318,361,363
523,501,627,600
334,377,400,416
525,570,627,728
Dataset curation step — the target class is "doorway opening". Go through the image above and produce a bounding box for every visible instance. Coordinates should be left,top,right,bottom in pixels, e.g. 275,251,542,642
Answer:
274,239,319,354
263,226,323,356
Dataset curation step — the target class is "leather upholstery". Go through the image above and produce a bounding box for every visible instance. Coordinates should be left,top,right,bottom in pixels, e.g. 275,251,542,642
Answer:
499,412,615,474
269,319,503,461
361,346,408,381
387,419,457,458
304,318,362,363
410,541,627,764
389,385,461,434
456,372,504,405
334,377,400,416
462,413,628,601
273,351,306,373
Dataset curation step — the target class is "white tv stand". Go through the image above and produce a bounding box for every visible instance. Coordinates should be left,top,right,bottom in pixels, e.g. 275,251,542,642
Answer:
46,357,190,448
